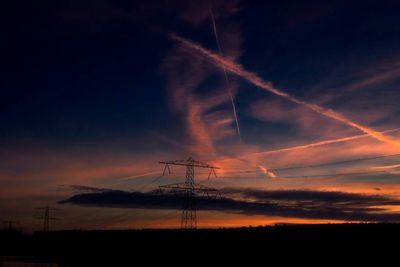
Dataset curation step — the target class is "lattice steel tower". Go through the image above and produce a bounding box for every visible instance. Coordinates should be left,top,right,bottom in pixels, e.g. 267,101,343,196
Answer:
159,157,220,229
35,206,60,232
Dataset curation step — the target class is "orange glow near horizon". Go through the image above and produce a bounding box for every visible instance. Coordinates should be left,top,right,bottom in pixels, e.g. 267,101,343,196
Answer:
102,213,350,230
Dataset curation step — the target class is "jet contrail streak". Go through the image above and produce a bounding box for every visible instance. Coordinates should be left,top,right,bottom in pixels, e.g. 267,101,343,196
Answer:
209,8,242,141
219,128,400,162
250,128,400,158
169,33,400,148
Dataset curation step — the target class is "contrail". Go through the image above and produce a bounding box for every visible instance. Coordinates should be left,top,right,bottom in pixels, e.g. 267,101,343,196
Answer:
209,8,242,141
169,33,400,148
219,128,400,162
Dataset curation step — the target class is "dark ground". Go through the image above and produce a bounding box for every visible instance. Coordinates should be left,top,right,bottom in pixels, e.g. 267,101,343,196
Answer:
0,224,398,266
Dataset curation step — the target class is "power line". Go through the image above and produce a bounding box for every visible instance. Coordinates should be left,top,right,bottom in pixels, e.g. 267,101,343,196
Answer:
214,127,400,163
220,153,400,174
136,174,164,192
270,153,400,172
141,210,180,229
83,153,400,191
217,169,394,180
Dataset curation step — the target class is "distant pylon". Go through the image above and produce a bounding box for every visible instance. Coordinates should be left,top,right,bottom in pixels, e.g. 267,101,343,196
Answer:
159,157,220,229
35,206,60,232
2,220,19,231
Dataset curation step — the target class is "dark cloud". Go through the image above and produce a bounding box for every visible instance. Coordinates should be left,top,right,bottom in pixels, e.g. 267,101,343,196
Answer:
68,185,114,193
60,186,400,222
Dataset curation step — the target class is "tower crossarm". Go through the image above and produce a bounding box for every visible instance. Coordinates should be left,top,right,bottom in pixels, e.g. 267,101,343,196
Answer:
159,158,220,169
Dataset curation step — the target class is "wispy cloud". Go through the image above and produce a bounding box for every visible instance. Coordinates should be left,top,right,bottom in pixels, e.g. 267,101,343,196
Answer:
169,33,400,148
310,58,400,105
161,2,243,156
342,66,400,93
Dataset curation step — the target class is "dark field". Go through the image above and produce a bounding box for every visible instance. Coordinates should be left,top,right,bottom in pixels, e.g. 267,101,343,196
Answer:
1,223,398,266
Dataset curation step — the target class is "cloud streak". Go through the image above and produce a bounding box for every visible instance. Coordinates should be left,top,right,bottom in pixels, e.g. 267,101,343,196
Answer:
169,33,400,149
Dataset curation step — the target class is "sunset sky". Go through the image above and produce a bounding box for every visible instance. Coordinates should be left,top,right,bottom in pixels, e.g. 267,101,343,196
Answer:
2,0,400,231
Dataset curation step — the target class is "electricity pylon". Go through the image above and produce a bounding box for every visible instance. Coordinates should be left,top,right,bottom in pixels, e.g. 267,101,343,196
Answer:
35,206,60,232
159,157,220,229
